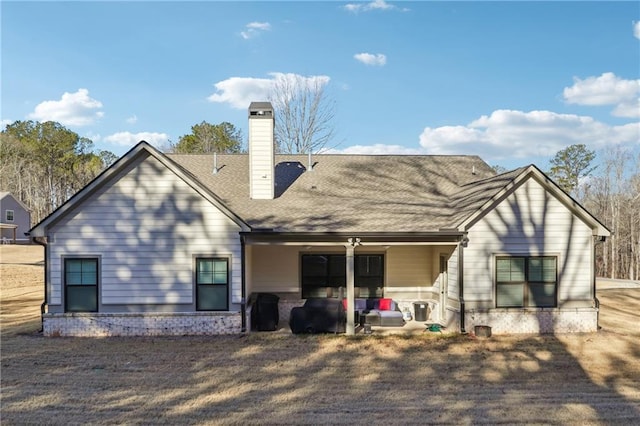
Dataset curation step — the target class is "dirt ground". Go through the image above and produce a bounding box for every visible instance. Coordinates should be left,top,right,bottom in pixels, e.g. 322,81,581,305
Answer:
1,245,639,424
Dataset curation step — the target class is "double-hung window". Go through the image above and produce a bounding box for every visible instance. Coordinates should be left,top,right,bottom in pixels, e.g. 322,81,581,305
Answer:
496,256,557,308
6,210,14,222
196,258,229,310
65,258,98,312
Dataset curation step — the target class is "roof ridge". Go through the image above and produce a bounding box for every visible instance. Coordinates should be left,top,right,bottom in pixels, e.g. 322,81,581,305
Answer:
458,165,530,188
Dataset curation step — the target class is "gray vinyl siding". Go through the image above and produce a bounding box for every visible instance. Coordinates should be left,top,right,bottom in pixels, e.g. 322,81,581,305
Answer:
464,177,593,305
47,154,242,309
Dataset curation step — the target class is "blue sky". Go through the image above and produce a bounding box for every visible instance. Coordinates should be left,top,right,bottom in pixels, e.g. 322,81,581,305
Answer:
2,1,639,169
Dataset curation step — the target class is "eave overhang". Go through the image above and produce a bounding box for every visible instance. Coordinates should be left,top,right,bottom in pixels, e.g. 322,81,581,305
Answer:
241,230,466,245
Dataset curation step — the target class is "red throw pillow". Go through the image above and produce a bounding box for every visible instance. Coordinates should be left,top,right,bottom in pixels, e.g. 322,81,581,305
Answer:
379,298,392,311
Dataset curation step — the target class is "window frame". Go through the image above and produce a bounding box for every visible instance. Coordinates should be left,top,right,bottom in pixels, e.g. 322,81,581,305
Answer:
300,253,385,299
195,257,229,311
64,257,99,313
5,210,14,222
495,256,557,308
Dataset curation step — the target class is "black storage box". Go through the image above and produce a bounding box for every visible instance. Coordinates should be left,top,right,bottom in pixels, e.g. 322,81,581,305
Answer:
251,293,280,331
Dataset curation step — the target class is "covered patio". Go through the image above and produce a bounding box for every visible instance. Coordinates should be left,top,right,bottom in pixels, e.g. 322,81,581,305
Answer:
242,231,467,335
0,223,18,244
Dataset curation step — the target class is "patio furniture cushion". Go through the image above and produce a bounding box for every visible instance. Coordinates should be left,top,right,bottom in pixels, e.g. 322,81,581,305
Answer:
379,310,405,327
358,298,405,327
355,298,367,311
379,298,392,310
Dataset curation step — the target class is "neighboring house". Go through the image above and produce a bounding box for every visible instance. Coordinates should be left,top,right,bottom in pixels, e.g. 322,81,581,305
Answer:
29,102,610,337
0,192,31,244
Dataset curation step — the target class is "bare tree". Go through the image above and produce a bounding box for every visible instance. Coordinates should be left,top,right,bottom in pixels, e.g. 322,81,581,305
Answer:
628,169,640,280
582,147,640,280
268,73,336,154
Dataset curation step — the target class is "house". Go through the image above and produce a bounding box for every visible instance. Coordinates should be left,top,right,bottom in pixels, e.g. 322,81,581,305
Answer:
29,102,610,337
1,192,31,244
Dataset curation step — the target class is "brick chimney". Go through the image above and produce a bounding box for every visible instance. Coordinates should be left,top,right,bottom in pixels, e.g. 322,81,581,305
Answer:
248,102,275,199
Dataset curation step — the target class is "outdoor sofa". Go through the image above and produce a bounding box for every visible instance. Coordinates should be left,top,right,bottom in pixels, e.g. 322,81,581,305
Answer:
351,297,405,327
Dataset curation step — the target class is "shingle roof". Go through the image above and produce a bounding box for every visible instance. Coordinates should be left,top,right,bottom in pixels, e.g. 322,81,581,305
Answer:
448,167,529,227
168,153,517,233
0,191,31,212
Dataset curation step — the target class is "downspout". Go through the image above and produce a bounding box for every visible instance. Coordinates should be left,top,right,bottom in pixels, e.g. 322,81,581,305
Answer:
458,234,468,334
240,235,247,333
31,235,48,333
594,235,606,331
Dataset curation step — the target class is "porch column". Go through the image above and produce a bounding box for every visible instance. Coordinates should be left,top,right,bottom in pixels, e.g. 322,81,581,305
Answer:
345,237,360,335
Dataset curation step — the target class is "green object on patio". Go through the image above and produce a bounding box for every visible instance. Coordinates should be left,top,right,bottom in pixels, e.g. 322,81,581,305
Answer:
427,324,442,333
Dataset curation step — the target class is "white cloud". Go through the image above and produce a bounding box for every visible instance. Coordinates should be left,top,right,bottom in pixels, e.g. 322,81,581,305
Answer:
344,0,403,13
419,109,640,160
208,77,274,108
354,52,387,66
84,132,102,142
1,119,13,130
324,109,640,159
322,144,424,155
563,72,640,118
208,72,331,109
126,115,138,125
247,22,270,31
27,89,104,126
634,21,640,39
103,131,169,147
240,21,271,39
613,98,640,119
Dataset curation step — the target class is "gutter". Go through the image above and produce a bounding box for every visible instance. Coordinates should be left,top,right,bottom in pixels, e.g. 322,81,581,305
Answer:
240,234,247,333
30,234,48,333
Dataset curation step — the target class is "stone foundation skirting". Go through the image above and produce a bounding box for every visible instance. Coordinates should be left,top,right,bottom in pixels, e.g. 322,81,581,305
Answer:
277,300,305,330
465,307,598,334
43,311,242,337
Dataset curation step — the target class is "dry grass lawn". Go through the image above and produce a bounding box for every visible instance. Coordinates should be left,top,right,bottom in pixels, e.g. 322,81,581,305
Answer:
1,245,639,424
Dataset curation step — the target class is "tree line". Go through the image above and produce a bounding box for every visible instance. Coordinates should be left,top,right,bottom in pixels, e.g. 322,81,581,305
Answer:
0,120,247,225
547,144,639,281
0,121,118,225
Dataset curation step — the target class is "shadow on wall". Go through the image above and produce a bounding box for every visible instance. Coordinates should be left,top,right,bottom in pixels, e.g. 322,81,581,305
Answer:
477,175,589,333
55,154,228,317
